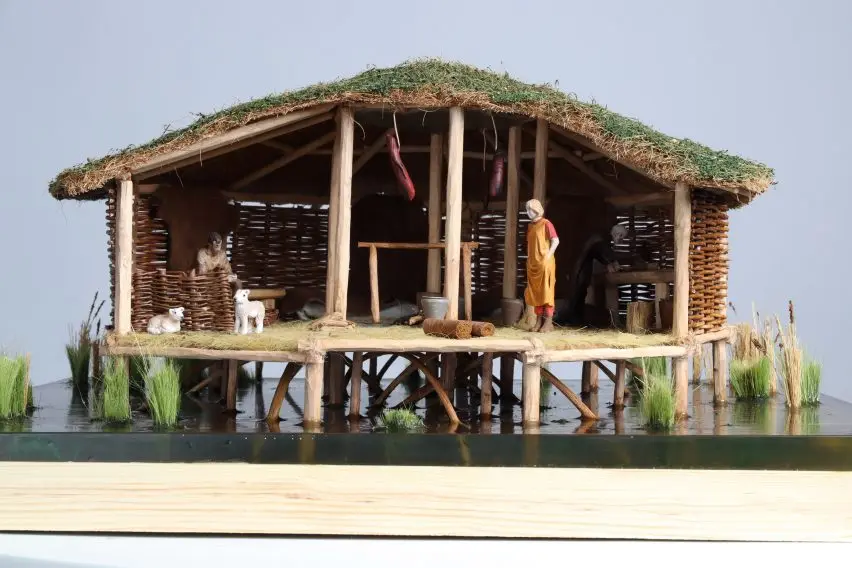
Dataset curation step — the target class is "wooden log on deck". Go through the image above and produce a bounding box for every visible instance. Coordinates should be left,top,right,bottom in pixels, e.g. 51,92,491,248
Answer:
266,362,303,422
348,352,363,420
713,339,728,406
480,353,493,419
423,318,474,340
115,178,133,335
522,359,541,426
672,182,691,339
444,106,464,320
426,133,443,294
303,358,325,427
613,361,626,409
470,322,495,337
673,356,688,420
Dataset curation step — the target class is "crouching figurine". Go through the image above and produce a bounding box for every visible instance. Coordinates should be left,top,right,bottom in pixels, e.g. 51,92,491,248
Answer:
147,307,185,335
233,289,265,335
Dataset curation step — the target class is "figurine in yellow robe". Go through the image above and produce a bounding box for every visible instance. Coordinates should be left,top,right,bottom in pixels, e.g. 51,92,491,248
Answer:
523,198,560,333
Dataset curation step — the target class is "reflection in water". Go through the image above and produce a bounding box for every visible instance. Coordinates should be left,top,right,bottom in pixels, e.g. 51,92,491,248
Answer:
12,375,851,436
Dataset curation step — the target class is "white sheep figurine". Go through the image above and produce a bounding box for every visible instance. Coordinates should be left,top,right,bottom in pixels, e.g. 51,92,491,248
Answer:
234,289,265,334
146,307,185,335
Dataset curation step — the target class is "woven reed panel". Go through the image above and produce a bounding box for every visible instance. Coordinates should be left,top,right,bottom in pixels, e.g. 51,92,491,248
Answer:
105,188,116,327
688,191,729,333
229,203,328,290
131,194,169,331
468,210,528,297
613,207,674,320
151,268,234,332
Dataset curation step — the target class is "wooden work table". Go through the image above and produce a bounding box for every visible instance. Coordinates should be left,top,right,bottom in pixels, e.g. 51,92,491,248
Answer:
595,268,674,329
357,241,479,323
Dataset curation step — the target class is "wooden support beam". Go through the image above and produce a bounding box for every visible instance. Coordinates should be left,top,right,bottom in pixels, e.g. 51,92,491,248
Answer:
266,363,303,422
132,106,334,179
443,107,464,320
352,129,391,175
540,366,598,421
114,178,133,335
369,245,379,324
607,192,674,209
500,355,514,410
225,360,238,412
613,361,626,409
101,344,307,363
522,358,541,426
673,182,691,339
427,133,443,294
330,107,355,316
673,356,688,420
230,131,336,190
348,352,363,420
533,119,548,202
546,136,626,196
503,126,521,300
480,353,493,419
303,358,324,427
543,345,689,363
462,245,473,321
713,340,728,405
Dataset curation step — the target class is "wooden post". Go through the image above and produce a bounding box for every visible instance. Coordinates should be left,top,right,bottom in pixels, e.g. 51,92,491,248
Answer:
443,107,464,320
114,178,134,335
303,357,324,427
673,356,688,419
692,346,702,384
332,107,354,316
480,353,493,419
427,133,443,294
522,356,541,426
441,353,457,394
503,126,521,300
328,353,345,408
325,122,341,312
225,360,238,412
613,360,626,409
255,361,264,381
462,244,472,321
713,340,728,405
673,181,691,339
581,361,598,394
533,119,548,203
369,245,379,324
349,352,363,420
500,356,514,412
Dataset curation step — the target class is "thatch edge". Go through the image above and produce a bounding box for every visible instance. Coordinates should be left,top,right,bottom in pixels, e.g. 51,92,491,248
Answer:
48,62,776,201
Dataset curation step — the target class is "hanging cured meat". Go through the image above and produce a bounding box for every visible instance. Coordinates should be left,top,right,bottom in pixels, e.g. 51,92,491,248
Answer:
386,131,415,201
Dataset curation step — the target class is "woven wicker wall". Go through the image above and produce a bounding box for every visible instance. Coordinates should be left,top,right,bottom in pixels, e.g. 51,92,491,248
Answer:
131,194,169,331
689,191,729,333
106,188,116,327
229,203,329,290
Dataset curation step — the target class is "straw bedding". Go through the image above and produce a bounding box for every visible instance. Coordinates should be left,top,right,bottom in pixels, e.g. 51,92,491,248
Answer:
49,58,774,200
111,321,678,352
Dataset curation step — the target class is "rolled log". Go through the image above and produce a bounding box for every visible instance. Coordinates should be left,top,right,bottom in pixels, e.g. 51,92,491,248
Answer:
423,318,474,340
470,321,495,337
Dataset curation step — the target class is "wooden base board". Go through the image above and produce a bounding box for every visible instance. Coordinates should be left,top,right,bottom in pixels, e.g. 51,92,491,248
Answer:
1,463,850,541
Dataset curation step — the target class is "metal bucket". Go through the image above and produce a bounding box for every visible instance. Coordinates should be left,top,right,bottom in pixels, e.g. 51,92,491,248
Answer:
501,298,525,327
421,296,450,320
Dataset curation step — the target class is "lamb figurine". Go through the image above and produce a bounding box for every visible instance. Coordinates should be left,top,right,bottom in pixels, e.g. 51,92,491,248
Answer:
234,289,265,335
147,307,185,335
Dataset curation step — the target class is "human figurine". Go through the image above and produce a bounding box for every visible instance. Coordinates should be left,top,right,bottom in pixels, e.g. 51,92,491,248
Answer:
561,224,627,326
196,232,241,288
523,198,559,333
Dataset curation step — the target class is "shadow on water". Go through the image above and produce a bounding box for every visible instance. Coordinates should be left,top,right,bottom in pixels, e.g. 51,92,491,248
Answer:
6,372,850,435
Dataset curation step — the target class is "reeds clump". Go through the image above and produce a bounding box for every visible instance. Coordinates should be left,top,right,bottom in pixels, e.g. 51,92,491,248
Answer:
776,302,803,409
100,357,131,423
730,355,772,399
0,354,30,420
801,357,821,405
376,408,425,433
629,356,666,387
637,364,675,431
145,359,182,428
65,292,105,386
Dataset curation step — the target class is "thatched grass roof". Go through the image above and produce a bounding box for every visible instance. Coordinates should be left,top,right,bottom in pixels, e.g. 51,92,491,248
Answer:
48,58,775,200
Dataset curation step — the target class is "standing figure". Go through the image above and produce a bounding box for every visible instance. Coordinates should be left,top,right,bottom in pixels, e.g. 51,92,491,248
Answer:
523,199,560,333
197,232,241,288
561,224,627,326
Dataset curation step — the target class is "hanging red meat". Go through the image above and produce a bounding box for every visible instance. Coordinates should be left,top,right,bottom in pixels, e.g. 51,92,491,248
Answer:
386,132,416,201
489,150,506,197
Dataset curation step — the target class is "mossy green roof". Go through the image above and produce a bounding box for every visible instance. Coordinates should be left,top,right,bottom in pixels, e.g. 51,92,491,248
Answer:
48,58,774,200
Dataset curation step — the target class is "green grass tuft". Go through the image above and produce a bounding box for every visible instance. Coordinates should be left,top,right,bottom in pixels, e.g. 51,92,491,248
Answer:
145,359,182,428
101,357,131,423
0,355,29,420
801,358,821,406
49,58,774,199
65,293,105,386
637,366,675,431
730,356,772,399
376,408,424,433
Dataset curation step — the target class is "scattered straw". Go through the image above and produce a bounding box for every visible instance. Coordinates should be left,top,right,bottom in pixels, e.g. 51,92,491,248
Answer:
49,58,774,200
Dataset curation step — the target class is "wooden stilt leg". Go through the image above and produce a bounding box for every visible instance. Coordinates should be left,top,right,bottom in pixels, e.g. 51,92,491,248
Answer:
225,360,238,412
303,357,325,428
328,353,345,409
255,361,264,381
673,356,688,420
480,353,493,419
500,354,514,411
522,357,541,426
713,340,728,406
613,360,626,409
266,363,303,422
582,361,593,394
349,352,363,420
